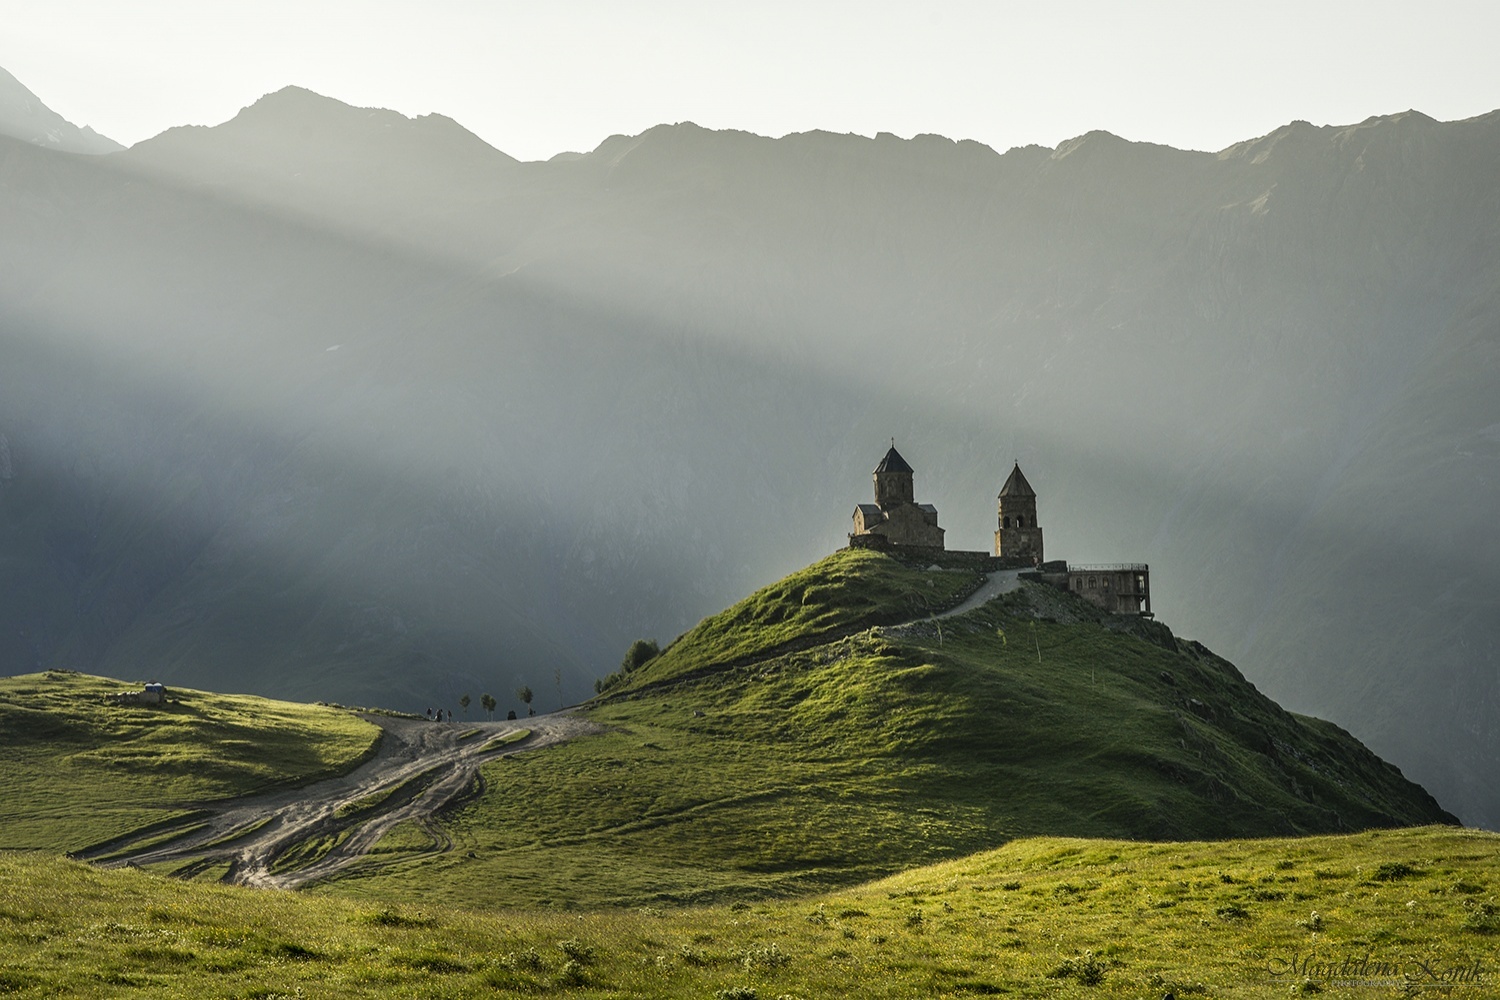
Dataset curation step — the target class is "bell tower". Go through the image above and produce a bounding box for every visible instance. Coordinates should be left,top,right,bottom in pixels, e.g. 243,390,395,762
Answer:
873,442,915,510
994,462,1043,563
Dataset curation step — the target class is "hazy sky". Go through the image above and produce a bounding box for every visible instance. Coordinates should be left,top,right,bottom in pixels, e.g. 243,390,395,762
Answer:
3,0,1498,160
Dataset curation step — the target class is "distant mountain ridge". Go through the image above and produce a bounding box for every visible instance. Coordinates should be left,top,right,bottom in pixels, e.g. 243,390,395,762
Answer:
129,85,516,191
0,66,122,154
0,71,1497,829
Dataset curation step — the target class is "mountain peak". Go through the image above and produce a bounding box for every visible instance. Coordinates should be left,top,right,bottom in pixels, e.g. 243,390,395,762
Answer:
123,83,517,193
208,85,513,160
0,64,123,154
1051,129,1130,159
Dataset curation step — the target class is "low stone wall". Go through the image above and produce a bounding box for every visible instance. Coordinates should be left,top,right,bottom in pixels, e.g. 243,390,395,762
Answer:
844,539,1018,572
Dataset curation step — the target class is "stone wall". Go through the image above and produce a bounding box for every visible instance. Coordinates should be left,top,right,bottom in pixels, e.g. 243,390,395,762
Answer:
844,541,1006,572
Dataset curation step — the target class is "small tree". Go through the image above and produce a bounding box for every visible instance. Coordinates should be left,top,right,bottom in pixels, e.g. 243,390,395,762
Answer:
459,694,471,717
517,684,534,717
621,639,660,673
480,693,496,720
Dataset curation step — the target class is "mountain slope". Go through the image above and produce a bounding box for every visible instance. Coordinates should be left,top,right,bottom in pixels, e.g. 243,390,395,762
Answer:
324,551,1454,911
0,65,122,153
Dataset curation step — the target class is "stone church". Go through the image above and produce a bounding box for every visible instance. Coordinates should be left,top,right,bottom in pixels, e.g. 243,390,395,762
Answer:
850,446,945,548
847,444,1152,616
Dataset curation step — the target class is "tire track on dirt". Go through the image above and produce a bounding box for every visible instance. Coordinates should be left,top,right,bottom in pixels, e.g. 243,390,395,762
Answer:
79,711,599,890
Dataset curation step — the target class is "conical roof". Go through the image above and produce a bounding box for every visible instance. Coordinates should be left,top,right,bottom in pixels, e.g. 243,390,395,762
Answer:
874,446,914,475
998,462,1036,498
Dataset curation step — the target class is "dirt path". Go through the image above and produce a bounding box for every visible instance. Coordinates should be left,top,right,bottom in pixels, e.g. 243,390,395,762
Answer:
934,568,1025,618
78,572,1024,890
77,711,600,890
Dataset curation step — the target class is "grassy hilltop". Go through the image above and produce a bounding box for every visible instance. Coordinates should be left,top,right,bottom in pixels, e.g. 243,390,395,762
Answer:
326,549,1454,910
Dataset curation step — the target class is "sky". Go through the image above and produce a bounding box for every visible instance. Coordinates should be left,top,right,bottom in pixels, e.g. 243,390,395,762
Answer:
2,0,1498,160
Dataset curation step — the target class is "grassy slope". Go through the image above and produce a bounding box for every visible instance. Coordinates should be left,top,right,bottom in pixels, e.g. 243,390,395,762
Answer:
0,671,380,851
603,548,985,689
326,549,1452,911
1,826,1496,998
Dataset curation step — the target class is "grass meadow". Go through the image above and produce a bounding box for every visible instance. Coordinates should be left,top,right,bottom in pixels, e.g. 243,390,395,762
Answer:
0,826,1495,997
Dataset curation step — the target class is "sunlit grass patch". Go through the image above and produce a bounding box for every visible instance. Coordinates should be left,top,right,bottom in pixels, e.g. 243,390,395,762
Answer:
0,670,379,852
0,828,1494,997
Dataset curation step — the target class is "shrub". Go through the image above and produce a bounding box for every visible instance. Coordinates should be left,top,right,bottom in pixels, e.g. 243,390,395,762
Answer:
1048,951,1108,986
1461,902,1499,935
738,943,789,971
622,639,661,673
679,945,712,967
1371,861,1421,882
1216,903,1251,921
557,958,586,985
500,947,544,970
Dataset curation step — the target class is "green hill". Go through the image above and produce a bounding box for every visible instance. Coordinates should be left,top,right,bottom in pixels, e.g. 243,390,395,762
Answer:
0,552,1483,997
1,825,1495,998
0,671,380,852
323,549,1455,911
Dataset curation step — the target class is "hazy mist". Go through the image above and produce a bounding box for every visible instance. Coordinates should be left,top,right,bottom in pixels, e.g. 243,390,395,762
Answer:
1,81,1497,828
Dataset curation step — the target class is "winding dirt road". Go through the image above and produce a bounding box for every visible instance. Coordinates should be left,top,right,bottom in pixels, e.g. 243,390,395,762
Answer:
76,711,599,889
